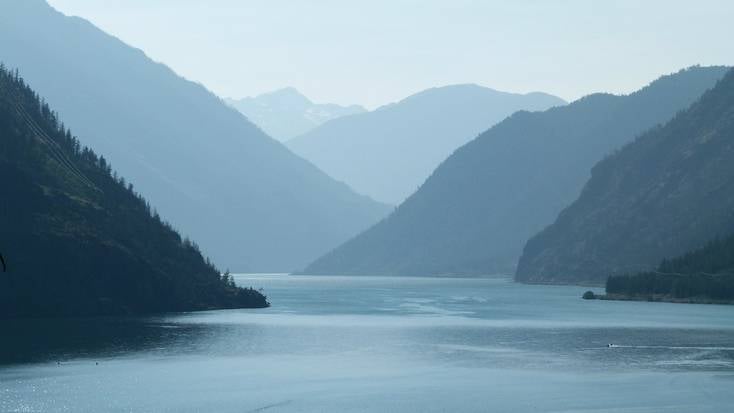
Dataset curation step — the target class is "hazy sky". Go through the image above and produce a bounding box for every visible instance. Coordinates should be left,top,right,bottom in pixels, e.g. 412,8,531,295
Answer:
47,0,733,109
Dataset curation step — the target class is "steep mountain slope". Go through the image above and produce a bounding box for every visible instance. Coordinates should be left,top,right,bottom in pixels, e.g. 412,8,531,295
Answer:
287,85,566,204
517,68,734,285
0,66,267,318
226,87,366,141
303,66,729,276
0,0,389,272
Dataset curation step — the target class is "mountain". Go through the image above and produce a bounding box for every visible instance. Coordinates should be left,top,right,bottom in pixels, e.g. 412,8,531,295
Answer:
516,68,734,285
287,85,566,204
302,66,729,277
226,87,366,141
0,0,390,272
0,66,267,318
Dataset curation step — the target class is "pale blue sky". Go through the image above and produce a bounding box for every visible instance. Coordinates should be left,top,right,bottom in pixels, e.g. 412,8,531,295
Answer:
47,0,734,108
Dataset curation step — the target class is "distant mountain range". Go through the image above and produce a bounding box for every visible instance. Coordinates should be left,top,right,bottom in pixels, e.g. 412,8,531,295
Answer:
0,0,390,272
517,68,734,285
287,85,566,204
302,66,729,277
0,66,267,318
226,88,366,141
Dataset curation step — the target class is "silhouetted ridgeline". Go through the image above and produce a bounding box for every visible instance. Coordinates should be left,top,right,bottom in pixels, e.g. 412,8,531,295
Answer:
603,235,734,304
0,66,268,318
288,84,565,204
517,68,734,285
0,0,389,273
303,66,728,277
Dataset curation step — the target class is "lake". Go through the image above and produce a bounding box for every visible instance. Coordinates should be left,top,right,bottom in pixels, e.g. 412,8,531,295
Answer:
2,275,733,412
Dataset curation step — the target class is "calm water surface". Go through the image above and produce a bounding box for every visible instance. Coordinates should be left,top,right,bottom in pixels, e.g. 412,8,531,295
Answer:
2,275,734,412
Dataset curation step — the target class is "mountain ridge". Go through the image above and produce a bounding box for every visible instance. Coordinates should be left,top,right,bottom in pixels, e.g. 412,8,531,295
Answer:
0,65,268,318
516,68,734,285
226,87,366,141
287,84,566,204
0,0,390,272
301,66,729,277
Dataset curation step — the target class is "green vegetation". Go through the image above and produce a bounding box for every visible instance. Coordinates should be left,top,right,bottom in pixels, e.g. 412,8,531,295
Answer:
517,67,734,285
604,235,734,304
0,0,389,273
0,65,268,318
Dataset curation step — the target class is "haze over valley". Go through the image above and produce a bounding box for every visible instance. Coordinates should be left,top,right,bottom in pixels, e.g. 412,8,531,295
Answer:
2,1,734,412
0,0,389,273
287,85,565,204
226,88,366,141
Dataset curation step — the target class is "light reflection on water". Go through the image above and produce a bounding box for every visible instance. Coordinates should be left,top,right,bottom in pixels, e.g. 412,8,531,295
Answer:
1,275,733,412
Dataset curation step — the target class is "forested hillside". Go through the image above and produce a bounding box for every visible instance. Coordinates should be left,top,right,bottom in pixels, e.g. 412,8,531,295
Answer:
0,66,268,318
605,234,734,303
0,0,389,272
303,67,728,276
518,68,734,285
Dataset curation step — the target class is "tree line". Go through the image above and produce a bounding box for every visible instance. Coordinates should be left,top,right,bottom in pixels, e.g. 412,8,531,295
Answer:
606,235,734,301
0,64,268,318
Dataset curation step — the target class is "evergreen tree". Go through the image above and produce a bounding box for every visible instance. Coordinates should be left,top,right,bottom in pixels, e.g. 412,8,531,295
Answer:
0,66,269,318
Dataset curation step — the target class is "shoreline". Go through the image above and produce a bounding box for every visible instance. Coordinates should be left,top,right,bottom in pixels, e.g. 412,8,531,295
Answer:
590,293,734,305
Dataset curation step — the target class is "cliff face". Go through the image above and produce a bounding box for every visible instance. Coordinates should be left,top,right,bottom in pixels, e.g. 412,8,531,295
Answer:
517,69,734,285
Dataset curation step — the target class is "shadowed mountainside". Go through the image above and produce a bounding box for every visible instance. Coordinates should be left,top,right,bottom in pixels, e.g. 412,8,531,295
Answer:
287,84,566,204
302,66,729,277
0,66,268,318
517,68,734,285
0,0,389,272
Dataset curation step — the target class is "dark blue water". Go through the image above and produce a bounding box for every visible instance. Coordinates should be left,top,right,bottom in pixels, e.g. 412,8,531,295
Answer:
2,275,733,412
